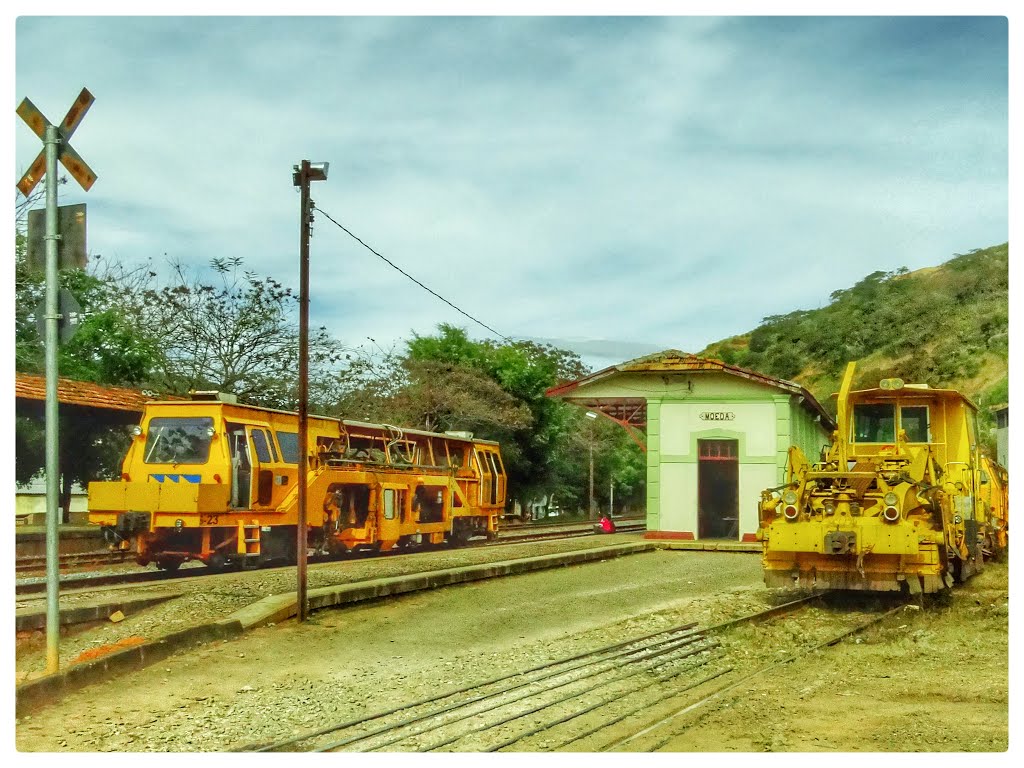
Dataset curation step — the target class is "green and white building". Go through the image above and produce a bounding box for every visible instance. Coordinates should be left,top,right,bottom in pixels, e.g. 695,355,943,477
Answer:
547,350,835,541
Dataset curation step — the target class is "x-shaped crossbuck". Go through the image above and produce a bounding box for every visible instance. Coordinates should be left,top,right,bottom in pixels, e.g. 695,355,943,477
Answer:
17,88,97,196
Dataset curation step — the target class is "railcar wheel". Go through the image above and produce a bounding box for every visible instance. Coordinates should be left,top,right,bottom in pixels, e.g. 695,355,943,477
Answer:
205,553,227,572
156,557,182,572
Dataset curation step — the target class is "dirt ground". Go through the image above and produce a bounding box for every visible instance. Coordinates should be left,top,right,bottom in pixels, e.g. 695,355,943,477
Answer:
13,551,1009,754
652,561,1010,753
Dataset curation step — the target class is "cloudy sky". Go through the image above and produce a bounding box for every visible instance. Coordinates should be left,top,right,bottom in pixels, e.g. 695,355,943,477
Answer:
12,12,1010,371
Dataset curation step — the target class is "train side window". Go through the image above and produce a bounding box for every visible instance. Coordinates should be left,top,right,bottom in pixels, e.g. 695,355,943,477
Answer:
383,489,396,520
276,431,299,464
449,445,465,469
853,404,895,443
487,452,500,504
900,406,929,443
251,429,272,463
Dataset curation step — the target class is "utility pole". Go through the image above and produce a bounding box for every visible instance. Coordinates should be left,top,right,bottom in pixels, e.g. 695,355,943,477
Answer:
17,89,97,674
589,442,595,521
585,410,598,520
292,160,328,623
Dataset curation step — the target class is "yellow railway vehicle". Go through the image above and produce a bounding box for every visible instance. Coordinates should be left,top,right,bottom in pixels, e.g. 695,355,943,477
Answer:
758,362,1002,593
88,393,506,570
978,454,1009,558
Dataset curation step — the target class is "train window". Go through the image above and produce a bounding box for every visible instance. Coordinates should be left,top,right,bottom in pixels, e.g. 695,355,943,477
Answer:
487,452,500,504
853,404,895,443
251,429,272,463
448,446,465,469
265,430,279,462
276,431,299,463
900,407,929,442
144,417,214,464
383,489,396,520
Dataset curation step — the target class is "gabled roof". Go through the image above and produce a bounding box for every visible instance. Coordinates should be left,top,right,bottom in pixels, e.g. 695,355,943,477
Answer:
14,372,177,413
546,349,835,429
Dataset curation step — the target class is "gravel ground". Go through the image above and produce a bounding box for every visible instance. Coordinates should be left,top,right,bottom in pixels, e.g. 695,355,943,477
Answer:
15,547,768,751
16,552,1006,753
15,532,650,680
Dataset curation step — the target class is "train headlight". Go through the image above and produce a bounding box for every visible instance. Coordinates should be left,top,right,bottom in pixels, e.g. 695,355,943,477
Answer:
882,505,900,523
822,498,836,516
175,518,184,532
782,490,798,506
783,505,799,521
132,425,143,437
883,492,899,507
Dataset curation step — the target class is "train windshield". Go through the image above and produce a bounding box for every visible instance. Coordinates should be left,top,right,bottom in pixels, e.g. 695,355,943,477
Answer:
144,417,215,464
852,404,895,443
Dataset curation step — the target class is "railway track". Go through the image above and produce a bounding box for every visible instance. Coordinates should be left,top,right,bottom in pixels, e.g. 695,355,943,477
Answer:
14,520,646,596
14,549,133,574
236,592,908,753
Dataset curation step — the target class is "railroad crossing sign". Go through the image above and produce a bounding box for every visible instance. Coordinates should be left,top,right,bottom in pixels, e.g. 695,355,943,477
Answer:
16,88,97,196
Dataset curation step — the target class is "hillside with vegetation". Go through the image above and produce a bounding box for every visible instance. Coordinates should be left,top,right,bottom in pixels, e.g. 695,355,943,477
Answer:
700,243,1009,439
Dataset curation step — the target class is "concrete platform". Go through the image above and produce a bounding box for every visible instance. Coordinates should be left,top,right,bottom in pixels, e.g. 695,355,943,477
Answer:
16,525,106,558
16,592,181,633
654,539,760,553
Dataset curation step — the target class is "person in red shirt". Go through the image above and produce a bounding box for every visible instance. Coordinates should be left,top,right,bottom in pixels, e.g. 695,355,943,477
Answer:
599,515,616,533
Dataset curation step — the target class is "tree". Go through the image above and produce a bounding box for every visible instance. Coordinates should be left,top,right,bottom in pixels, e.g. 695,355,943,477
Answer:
121,257,347,409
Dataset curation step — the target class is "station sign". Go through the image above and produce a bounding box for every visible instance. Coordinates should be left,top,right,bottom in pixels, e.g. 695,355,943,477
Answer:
699,411,736,421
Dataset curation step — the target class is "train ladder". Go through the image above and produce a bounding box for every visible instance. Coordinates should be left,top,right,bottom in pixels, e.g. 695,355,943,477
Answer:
237,521,261,558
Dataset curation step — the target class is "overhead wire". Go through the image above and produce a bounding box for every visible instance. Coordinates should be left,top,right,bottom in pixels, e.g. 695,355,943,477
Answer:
312,204,512,343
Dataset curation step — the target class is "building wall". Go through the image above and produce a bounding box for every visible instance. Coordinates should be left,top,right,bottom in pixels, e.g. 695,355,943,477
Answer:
640,372,833,540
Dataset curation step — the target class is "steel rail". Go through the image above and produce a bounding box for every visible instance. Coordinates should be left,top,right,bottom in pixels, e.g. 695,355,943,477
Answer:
241,619,700,752
417,641,720,753
245,595,826,752
313,630,710,753
496,594,827,752
477,595,826,752
491,663,733,753
605,603,909,752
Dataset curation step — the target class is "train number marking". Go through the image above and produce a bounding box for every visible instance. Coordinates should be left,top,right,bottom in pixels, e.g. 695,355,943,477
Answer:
200,514,220,525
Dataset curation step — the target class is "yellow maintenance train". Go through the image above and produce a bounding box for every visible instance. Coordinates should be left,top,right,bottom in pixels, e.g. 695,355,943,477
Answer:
89,392,506,570
758,362,1008,593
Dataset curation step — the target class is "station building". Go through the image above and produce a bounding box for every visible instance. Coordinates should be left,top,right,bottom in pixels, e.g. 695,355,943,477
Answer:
547,350,835,542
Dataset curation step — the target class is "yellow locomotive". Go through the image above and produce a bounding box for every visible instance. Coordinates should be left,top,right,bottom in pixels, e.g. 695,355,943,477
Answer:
758,362,1002,593
88,392,506,570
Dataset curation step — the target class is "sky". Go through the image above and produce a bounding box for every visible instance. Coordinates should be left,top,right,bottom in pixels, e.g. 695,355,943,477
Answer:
10,9,1012,372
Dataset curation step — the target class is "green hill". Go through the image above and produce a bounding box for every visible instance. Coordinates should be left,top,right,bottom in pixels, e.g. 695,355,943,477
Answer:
699,243,1009,430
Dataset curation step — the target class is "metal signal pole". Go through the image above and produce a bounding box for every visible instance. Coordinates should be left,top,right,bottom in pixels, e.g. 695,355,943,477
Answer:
43,124,61,672
17,88,97,674
292,160,328,623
